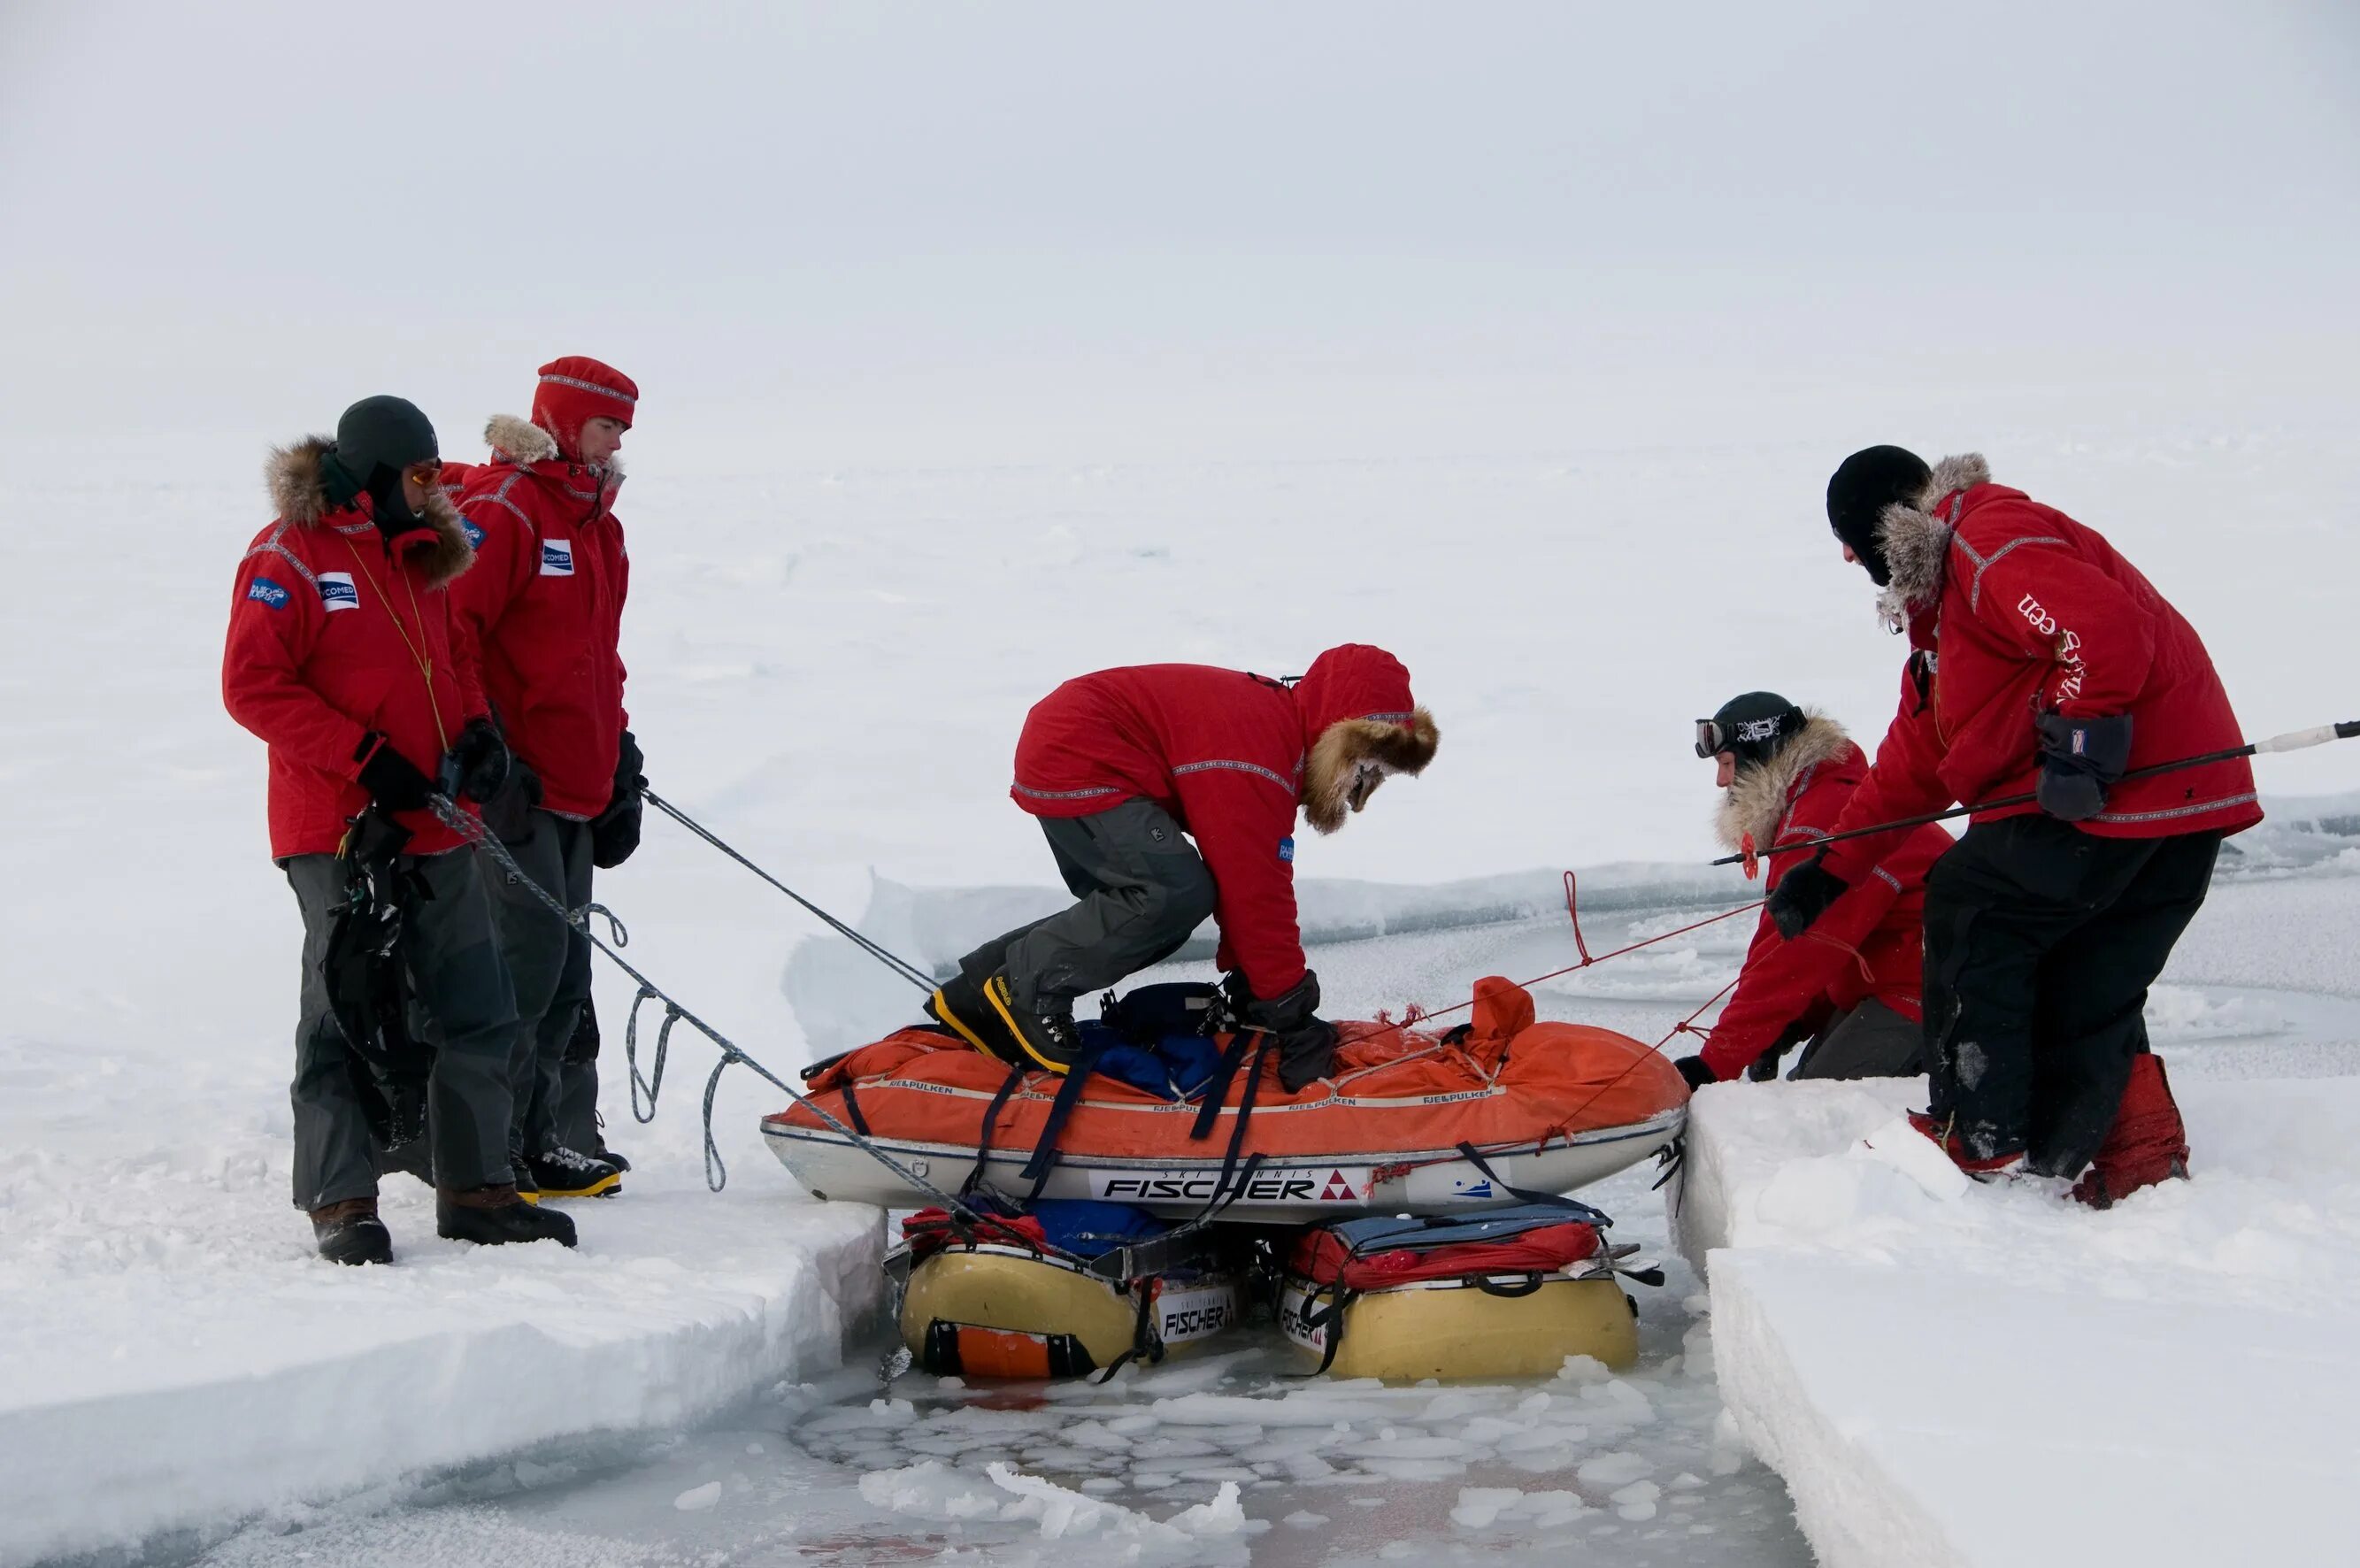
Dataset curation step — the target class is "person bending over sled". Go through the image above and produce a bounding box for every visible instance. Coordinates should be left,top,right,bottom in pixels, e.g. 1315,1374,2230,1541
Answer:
927,646,1440,1093
1672,692,1952,1088
1770,447,2260,1205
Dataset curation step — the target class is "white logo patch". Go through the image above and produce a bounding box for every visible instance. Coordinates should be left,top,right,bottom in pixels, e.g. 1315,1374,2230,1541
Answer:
541,539,575,576
317,571,358,612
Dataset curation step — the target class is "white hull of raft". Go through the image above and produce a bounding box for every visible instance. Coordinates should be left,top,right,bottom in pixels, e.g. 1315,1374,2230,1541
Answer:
761,1107,1684,1220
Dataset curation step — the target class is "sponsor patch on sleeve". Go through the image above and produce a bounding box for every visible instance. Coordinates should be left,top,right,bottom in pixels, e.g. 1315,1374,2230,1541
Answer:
1277,835,1295,863
317,572,358,611
245,577,289,610
540,539,574,576
461,519,485,549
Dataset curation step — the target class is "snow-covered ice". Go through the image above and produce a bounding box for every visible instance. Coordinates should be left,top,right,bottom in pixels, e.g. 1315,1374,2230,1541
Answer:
1677,993,2360,1564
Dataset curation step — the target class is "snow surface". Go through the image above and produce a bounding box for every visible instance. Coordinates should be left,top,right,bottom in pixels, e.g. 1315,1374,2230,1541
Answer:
6,393,2360,1564
1678,1065,2360,1566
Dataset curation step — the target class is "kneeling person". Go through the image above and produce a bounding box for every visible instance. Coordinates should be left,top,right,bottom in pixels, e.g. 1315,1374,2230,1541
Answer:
930,646,1439,1093
1672,693,1952,1089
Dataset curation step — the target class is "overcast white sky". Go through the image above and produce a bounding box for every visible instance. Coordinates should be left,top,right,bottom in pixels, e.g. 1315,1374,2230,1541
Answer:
3,1,2356,466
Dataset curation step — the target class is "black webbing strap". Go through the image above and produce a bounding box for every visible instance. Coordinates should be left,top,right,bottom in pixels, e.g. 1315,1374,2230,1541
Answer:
961,1064,1027,1197
1188,1031,1257,1141
839,1077,871,1138
1297,1280,1357,1377
1018,1043,1109,1201
1091,1287,1170,1384
1452,1141,1614,1226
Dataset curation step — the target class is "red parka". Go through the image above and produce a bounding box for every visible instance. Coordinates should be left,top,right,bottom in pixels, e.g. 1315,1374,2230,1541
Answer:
1011,646,1439,1002
223,438,486,858
1821,455,2260,887
446,415,631,820
1698,722,1952,1081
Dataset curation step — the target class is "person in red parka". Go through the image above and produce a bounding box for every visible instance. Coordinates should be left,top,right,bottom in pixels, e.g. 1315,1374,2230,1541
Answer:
446,357,641,1200
1768,448,2259,1202
223,396,575,1262
1671,692,1952,1088
927,646,1440,1090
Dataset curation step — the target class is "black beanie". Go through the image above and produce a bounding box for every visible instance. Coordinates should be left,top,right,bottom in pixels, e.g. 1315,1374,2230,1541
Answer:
319,396,439,512
1825,445,1930,588
1708,691,1806,768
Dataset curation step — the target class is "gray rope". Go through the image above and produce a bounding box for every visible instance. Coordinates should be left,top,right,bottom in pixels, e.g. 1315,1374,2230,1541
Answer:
427,796,1025,1236
642,789,935,992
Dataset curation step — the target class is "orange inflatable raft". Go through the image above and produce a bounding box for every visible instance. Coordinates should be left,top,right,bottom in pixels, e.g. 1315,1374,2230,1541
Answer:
761,977,1689,1221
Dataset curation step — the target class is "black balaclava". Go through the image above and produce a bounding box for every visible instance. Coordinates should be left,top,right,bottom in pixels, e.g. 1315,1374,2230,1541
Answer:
319,396,440,538
1709,691,1807,770
1825,445,1930,588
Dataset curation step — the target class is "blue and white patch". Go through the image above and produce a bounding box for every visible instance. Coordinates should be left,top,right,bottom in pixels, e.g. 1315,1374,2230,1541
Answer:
1277,835,1295,863
317,572,359,611
461,519,486,549
540,539,574,576
245,577,290,610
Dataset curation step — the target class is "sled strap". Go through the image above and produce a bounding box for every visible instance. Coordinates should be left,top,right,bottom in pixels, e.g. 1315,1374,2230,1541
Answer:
1196,1029,1275,1214
1288,1280,1357,1379
1091,1287,1170,1384
1474,1273,1550,1299
963,1065,1027,1197
1188,1031,1257,1141
1019,1042,1108,1199
1452,1141,1614,1226
839,1076,871,1138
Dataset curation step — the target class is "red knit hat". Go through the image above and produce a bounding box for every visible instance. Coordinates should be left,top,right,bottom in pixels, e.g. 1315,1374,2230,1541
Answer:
531,356,639,458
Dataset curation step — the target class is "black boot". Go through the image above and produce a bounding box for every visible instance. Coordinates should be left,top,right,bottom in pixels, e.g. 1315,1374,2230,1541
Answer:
310,1196,394,1266
508,1134,541,1203
528,1146,623,1199
437,1183,579,1247
591,1112,631,1173
981,974,1082,1074
926,969,1029,1067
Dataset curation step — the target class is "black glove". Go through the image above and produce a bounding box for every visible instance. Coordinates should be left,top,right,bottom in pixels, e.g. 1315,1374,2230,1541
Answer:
1673,1055,1718,1091
2034,711,2133,823
1238,972,1339,1093
443,717,511,805
590,728,647,869
354,732,434,813
1766,852,1848,939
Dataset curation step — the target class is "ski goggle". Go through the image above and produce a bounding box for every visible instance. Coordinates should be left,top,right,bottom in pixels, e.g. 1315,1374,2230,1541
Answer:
1695,714,1793,759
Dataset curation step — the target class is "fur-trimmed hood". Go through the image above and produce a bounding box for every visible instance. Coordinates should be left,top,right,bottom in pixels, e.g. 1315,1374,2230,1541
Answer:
1303,707,1441,834
264,435,474,587
1872,452,1990,627
1290,643,1441,834
1712,713,1856,852
484,413,561,465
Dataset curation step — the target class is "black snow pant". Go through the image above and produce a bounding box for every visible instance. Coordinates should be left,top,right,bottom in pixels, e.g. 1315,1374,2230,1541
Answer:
286,849,519,1211
960,799,1219,1011
1788,997,1925,1080
486,809,596,1156
1920,816,2221,1172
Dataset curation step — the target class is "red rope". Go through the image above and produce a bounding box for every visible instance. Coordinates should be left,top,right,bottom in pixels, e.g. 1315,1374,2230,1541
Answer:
1349,877,1762,1049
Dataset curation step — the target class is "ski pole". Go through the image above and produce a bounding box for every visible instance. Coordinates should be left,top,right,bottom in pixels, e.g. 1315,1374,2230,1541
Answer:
1708,719,2360,868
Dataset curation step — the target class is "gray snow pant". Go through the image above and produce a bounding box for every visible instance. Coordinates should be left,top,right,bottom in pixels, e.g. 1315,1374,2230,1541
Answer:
487,809,597,1156
1787,997,1925,1080
285,849,519,1211
961,799,1219,1010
